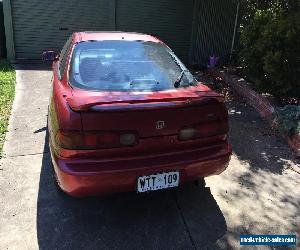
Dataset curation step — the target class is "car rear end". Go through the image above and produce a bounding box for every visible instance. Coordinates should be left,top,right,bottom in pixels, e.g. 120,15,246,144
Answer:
49,33,231,197
50,91,231,197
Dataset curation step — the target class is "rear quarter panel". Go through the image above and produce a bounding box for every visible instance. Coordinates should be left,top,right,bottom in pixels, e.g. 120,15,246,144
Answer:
49,62,82,136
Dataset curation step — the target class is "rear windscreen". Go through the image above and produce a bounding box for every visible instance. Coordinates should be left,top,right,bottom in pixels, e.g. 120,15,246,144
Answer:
69,40,196,91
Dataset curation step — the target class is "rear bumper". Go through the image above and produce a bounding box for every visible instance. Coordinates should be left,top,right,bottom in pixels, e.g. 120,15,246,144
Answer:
51,142,232,197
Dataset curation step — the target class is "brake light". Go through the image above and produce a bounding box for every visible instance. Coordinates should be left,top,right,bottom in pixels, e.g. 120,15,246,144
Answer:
55,131,137,149
178,120,228,141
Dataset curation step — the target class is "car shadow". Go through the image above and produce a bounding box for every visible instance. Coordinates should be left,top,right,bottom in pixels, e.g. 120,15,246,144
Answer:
226,95,299,175
207,90,300,249
36,131,227,249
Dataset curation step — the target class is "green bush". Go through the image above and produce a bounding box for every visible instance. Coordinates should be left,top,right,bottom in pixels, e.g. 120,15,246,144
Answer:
274,105,300,136
239,1,300,99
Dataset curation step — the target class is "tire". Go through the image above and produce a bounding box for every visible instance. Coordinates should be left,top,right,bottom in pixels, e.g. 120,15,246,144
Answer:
194,178,206,188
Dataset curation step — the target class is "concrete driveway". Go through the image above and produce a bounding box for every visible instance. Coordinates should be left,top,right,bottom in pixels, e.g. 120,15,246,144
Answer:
0,65,299,250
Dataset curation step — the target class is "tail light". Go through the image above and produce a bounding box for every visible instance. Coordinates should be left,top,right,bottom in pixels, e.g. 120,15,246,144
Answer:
120,133,137,146
55,131,137,149
178,128,195,140
178,120,228,141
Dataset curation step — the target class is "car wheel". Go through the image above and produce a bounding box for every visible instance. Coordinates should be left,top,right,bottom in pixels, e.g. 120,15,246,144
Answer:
52,166,70,197
49,158,62,190
194,177,206,189
48,142,65,196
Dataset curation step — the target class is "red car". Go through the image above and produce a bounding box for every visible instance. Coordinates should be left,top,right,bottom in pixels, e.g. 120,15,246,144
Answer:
44,32,231,197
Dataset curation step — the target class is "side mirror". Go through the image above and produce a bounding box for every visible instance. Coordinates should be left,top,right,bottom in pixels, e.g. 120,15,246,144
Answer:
42,51,58,61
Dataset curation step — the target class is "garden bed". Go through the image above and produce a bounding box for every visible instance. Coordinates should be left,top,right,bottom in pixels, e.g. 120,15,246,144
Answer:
204,67,300,157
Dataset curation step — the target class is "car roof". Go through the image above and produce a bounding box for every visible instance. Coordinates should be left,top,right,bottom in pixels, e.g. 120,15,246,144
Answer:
73,31,162,44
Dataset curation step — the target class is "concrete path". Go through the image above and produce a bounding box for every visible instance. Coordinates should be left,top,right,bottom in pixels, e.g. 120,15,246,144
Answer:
0,65,299,250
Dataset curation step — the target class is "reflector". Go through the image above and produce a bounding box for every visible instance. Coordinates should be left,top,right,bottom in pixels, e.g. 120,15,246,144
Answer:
120,133,137,146
178,128,195,140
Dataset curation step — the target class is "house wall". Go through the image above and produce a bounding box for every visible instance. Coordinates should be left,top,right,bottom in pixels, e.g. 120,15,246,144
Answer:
190,0,237,67
115,0,194,62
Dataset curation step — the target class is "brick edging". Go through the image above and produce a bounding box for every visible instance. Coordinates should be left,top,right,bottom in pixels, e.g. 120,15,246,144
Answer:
206,68,300,156
286,134,300,156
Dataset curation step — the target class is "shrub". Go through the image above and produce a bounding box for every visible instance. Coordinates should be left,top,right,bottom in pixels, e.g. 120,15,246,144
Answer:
274,105,300,136
239,1,300,99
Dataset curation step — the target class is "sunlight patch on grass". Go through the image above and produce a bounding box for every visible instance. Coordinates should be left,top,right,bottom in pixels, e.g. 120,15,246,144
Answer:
0,60,15,156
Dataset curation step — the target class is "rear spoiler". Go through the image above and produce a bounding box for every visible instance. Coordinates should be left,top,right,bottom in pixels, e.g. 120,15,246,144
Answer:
67,95,224,112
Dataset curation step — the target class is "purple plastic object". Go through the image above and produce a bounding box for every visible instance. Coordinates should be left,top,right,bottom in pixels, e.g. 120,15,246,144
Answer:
207,55,219,68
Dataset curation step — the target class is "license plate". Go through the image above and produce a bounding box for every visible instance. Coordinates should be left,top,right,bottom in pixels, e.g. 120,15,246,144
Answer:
137,171,179,193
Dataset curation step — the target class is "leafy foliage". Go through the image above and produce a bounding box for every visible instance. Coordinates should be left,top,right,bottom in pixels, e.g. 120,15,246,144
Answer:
0,60,15,155
239,0,300,99
274,105,300,136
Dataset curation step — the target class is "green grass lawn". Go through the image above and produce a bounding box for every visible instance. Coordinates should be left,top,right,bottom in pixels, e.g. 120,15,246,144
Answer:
0,60,15,156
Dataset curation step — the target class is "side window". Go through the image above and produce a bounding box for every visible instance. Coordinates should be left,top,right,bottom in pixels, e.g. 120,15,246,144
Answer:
58,37,72,79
